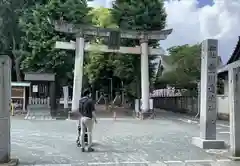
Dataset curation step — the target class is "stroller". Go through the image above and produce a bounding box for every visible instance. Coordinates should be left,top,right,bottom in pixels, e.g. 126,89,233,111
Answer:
76,125,88,147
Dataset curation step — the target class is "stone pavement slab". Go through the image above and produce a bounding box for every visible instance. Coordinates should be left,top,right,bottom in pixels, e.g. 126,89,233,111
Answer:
9,116,240,166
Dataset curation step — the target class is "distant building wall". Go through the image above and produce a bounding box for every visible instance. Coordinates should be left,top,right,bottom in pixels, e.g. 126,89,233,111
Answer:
217,95,229,117
153,94,229,120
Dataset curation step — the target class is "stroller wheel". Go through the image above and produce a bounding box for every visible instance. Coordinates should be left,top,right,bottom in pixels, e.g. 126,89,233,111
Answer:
76,139,81,147
76,141,81,147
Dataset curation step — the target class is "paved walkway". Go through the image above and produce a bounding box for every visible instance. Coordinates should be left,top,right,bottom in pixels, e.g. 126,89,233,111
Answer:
10,112,238,166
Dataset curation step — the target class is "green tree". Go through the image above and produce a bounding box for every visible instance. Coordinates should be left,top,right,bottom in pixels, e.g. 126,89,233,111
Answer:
84,8,119,96
19,0,92,86
0,0,44,81
156,44,201,89
84,45,115,84
111,0,167,98
89,7,117,28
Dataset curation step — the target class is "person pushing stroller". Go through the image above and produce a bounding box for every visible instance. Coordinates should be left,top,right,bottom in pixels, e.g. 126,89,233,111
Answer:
76,89,97,152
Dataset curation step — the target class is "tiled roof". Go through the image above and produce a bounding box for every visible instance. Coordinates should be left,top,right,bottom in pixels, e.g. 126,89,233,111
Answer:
217,56,223,67
11,82,31,87
226,36,240,64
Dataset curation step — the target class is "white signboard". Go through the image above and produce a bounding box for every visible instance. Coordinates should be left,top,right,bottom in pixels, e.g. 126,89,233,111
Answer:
149,99,153,110
63,86,69,109
32,85,38,92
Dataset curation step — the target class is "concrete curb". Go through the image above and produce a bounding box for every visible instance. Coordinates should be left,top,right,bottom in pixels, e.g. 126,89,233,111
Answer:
0,159,19,166
227,156,240,161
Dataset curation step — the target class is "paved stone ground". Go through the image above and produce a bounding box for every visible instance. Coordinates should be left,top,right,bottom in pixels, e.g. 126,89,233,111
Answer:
10,112,239,166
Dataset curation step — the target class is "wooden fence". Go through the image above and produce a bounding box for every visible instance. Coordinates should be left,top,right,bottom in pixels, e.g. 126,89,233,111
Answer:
153,96,198,114
28,97,50,106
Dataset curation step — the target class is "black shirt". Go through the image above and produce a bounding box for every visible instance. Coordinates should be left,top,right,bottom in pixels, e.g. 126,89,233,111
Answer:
79,97,95,119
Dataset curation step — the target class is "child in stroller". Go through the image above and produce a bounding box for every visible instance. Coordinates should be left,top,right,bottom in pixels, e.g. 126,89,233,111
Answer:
76,125,88,147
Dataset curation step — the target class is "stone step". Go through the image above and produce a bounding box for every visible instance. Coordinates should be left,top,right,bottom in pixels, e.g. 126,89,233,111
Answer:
28,104,49,109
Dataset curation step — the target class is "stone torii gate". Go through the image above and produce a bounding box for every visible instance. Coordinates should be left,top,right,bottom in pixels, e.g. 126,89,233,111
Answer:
54,21,172,112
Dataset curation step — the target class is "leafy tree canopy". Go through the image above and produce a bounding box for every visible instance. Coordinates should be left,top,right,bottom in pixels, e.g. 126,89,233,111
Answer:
111,0,166,31
84,8,117,87
111,0,167,98
19,0,92,85
156,44,201,89
0,0,47,81
89,7,117,28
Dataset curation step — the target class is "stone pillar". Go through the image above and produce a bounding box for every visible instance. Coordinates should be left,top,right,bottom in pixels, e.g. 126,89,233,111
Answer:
229,67,240,158
72,36,85,111
192,39,225,149
140,38,150,113
0,55,11,163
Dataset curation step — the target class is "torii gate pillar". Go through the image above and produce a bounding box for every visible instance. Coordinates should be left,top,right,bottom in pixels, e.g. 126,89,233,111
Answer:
72,36,85,111
140,38,150,112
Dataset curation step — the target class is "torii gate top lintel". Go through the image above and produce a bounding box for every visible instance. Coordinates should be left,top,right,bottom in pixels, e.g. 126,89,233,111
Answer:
54,20,173,40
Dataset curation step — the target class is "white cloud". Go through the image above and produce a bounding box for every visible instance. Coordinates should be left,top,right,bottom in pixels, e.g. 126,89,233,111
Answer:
162,0,240,63
89,0,240,63
88,0,112,8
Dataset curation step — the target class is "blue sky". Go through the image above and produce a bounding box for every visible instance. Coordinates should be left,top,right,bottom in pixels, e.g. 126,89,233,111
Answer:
197,0,213,8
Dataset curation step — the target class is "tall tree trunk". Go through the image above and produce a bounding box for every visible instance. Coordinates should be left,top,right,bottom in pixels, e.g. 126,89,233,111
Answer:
12,35,23,82
15,57,22,81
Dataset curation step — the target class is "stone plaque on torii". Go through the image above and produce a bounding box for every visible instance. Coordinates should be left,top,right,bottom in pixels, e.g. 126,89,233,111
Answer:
54,20,172,113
